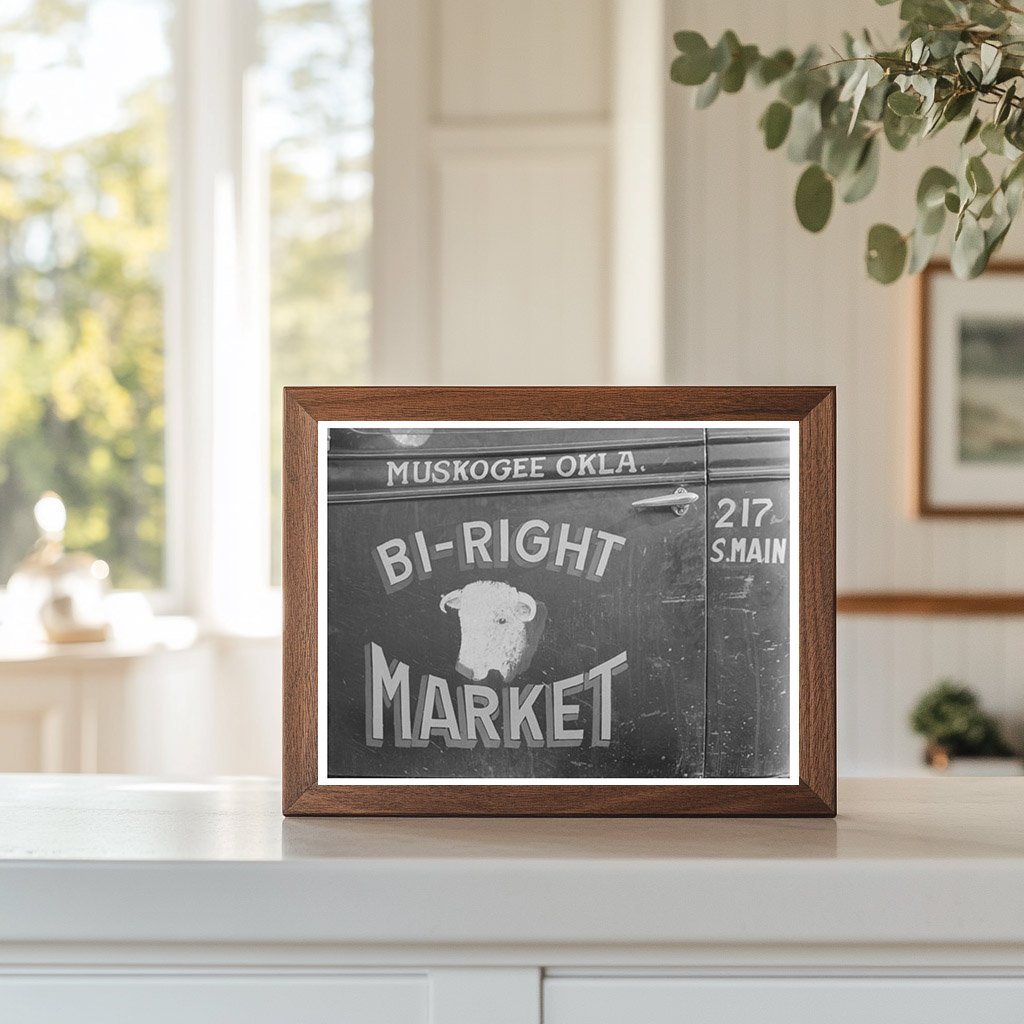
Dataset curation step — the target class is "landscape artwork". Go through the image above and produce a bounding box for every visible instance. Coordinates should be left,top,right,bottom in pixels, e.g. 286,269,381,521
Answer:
959,317,1024,464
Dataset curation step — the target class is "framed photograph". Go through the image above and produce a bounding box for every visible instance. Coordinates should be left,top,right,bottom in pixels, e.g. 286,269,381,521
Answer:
918,261,1024,516
283,387,835,816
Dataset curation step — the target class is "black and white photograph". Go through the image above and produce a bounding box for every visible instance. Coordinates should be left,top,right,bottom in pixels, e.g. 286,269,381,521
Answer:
319,422,798,785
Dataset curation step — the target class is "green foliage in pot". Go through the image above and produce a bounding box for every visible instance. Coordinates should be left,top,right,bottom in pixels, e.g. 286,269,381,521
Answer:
909,680,1015,757
670,0,1024,283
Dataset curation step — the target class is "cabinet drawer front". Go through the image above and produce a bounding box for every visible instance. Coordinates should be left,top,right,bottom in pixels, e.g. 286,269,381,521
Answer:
544,977,1024,1024
0,975,427,1024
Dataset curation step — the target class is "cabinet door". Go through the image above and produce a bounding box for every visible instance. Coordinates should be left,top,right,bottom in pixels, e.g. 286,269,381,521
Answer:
0,974,427,1024
544,977,1024,1024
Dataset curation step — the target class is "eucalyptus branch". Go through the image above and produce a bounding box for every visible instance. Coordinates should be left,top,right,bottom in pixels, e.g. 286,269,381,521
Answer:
670,0,1024,282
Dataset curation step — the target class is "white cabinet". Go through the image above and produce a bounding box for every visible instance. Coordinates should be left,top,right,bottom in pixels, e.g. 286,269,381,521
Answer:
545,978,1024,1024
1,975,428,1024
2,778,1023,1024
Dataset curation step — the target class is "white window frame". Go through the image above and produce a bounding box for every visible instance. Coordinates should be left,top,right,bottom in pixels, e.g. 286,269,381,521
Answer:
165,0,278,633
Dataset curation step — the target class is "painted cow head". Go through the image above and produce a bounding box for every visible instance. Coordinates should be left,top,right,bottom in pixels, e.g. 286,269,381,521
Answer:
439,580,544,683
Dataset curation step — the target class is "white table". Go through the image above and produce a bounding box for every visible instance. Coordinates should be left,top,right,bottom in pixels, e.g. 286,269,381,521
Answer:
1,775,1023,1023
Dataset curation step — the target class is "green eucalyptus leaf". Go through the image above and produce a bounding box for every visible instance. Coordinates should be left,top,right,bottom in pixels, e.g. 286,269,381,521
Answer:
760,101,793,150
866,223,908,283
923,103,947,137
902,0,960,27
795,164,834,232
1006,174,1024,219
801,68,833,104
926,30,962,60
980,42,1002,86
962,115,983,145
842,137,881,203
970,2,1009,29
1004,156,1024,187
671,36,713,86
921,199,946,235
943,92,974,123
1003,157,1024,216
951,212,987,278
861,80,892,122
913,75,937,111
840,63,872,130
754,49,795,87
884,107,923,150
917,166,957,210
944,190,961,213
981,122,1006,155
822,128,863,178
967,154,995,195
787,100,824,162
908,222,943,273
671,54,707,87
721,44,759,93
955,53,981,89
888,91,921,115
821,85,844,127
674,29,707,53
883,107,909,150
996,82,1017,125
986,215,1012,259
694,73,721,109
710,31,740,73
779,73,808,106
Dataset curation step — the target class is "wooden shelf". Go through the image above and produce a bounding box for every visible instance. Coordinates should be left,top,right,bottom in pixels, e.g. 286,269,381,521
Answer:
838,593,1024,616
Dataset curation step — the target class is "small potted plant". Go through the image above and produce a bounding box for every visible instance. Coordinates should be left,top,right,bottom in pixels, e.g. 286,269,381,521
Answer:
909,680,1020,774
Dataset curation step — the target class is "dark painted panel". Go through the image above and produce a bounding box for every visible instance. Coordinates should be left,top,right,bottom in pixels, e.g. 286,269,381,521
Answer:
326,427,707,779
704,432,791,778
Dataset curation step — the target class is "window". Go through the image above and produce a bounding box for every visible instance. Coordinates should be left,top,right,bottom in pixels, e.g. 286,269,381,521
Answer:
262,0,373,582
0,0,374,614
0,0,172,589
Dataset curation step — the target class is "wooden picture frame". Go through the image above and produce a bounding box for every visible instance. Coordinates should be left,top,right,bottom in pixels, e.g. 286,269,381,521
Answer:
283,387,836,816
917,261,1024,517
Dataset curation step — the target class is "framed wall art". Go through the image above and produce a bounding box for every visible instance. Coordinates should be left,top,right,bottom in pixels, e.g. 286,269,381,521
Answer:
283,387,836,816
918,261,1024,517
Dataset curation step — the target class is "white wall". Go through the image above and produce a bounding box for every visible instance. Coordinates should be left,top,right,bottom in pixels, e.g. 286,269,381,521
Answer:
665,0,1024,771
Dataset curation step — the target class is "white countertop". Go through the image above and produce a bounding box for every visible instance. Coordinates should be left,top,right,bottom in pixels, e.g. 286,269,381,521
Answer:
2,775,1023,951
